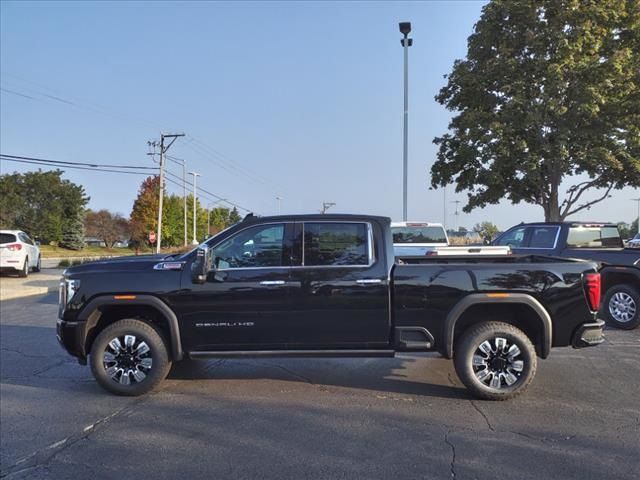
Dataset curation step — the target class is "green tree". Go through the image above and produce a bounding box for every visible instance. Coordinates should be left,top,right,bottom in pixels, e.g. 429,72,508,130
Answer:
474,221,500,242
61,212,85,250
130,176,160,247
228,207,242,225
0,169,88,244
432,0,640,221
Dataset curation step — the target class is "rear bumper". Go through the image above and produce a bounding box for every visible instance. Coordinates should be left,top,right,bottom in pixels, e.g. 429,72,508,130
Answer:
572,320,605,348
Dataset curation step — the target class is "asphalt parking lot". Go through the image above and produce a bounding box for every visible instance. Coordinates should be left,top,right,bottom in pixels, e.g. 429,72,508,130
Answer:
1,292,638,480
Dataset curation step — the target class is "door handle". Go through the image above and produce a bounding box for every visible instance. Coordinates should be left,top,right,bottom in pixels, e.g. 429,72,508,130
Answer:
260,280,286,286
356,279,383,284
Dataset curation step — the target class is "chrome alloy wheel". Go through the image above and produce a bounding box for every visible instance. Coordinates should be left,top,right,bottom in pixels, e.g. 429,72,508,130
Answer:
609,292,637,323
103,335,153,385
472,337,524,390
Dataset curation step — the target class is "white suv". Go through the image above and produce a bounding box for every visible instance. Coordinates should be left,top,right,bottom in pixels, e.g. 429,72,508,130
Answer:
0,230,41,277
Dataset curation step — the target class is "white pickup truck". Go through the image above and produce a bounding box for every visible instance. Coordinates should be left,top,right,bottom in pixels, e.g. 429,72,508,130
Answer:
391,222,449,257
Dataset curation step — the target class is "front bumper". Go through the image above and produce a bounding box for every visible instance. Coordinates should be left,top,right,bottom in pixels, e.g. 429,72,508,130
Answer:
571,319,605,348
56,319,87,364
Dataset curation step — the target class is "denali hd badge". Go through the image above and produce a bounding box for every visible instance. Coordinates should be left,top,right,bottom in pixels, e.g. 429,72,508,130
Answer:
195,322,255,328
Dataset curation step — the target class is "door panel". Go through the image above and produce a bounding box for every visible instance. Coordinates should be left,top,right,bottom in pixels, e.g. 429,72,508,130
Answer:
287,221,390,348
176,223,296,351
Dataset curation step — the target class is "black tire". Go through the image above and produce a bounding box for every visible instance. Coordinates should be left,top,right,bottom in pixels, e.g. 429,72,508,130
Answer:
454,321,537,401
33,255,41,272
18,257,29,278
89,319,172,396
603,284,640,330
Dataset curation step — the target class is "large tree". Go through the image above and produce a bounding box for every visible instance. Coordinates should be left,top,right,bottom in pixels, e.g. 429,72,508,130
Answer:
432,0,640,221
0,169,89,244
85,209,130,248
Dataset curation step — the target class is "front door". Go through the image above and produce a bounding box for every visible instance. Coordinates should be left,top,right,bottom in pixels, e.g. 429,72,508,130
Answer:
180,222,295,351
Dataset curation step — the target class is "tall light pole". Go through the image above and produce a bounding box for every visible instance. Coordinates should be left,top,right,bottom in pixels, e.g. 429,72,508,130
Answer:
189,171,201,244
399,22,412,221
632,198,640,234
451,200,461,231
276,196,282,215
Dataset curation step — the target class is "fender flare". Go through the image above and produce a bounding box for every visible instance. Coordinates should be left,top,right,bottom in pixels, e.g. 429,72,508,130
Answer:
77,295,183,361
443,293,552,359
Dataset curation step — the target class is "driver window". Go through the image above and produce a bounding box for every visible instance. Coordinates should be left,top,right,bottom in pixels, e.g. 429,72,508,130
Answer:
495,227,527,247
212,224,286,269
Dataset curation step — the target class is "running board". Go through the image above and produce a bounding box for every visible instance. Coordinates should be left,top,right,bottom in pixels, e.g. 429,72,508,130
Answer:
188,349,396,359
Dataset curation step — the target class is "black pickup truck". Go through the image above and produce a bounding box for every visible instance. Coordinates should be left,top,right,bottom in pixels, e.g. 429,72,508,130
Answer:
57,214,604,400
494,222,640,329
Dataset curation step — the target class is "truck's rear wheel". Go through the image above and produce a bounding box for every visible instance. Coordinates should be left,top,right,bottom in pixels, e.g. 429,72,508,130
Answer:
603,285,640,330
454,322,537,401
90,319,171,396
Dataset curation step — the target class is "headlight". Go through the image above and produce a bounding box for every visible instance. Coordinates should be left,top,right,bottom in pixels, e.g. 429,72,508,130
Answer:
59,279,80,307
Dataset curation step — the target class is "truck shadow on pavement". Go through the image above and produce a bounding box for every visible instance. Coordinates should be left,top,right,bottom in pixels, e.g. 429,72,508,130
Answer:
167,355,468,400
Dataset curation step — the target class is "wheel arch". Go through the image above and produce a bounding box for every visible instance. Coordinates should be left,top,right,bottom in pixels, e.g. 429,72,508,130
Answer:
600,267,640,295
78,295,183,361
443,294,552,360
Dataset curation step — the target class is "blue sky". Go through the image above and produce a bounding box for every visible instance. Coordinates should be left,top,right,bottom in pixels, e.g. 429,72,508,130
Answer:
1,0,637,230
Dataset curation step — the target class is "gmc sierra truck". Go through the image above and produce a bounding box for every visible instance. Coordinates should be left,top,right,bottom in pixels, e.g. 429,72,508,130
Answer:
494,222,640,329
57,214,604,400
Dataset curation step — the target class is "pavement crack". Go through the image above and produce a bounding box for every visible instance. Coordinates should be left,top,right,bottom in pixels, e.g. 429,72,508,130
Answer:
444,430,457,479
0,347,53,359
255,361,314,384
470,400,495,431
0,396,149,479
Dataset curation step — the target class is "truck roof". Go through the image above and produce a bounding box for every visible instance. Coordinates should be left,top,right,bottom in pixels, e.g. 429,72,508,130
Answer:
241,213,391,224
515,221,618,228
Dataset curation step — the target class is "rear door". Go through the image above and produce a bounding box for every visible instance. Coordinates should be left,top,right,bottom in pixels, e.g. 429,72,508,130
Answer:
287,221,390,348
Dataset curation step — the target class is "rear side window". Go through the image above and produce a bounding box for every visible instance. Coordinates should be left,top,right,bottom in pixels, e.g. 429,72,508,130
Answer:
567,227,623,248
0,233,16,244
304,223,369,266
528,227,559,248
391,226,447,244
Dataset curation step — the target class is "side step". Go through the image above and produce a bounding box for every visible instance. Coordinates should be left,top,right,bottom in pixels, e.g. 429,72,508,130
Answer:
188,349,396,359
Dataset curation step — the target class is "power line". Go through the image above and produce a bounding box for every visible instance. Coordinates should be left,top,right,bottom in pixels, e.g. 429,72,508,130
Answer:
0,156,157,176
164,170,254,213
0,153,158,170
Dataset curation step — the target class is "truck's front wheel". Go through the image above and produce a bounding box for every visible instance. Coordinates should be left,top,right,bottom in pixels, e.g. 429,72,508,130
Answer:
90,319,172,396
454,322,537,401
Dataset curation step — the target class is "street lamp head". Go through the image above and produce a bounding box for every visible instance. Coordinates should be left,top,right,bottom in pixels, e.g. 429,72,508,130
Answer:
399,22,411,36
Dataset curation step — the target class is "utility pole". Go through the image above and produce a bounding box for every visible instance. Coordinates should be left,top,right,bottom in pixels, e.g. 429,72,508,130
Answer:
399,22,413,221
321,202,336,214
151,133,184,254
189,171,201,244
276,196,283,215
181,159,187,246
451,200,461,231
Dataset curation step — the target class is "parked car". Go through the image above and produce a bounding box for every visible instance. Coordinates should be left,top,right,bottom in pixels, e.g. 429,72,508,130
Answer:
57,214,604,400
0,230,41,277
626,233,640,248
494,222,640,329
391,221,448,256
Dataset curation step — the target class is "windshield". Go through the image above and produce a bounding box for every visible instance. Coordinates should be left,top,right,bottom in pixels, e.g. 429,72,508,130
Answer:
392,226,447,244
175,223,240,259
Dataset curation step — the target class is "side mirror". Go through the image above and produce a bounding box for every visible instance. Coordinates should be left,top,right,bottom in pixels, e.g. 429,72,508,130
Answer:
191,245,213,284
35,241,41,246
